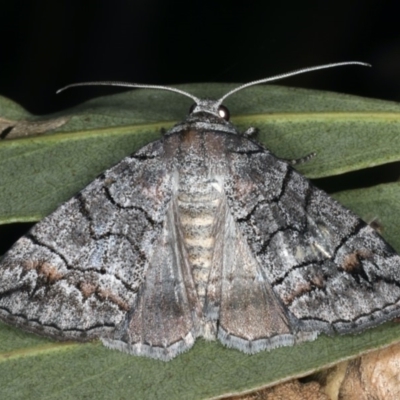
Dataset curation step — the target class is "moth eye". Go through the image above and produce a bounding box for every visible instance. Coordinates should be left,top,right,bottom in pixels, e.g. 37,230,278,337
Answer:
218,105,230,121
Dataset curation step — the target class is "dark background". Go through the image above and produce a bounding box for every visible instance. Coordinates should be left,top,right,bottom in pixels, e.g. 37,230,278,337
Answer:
1,0,400,252
1,1,400,114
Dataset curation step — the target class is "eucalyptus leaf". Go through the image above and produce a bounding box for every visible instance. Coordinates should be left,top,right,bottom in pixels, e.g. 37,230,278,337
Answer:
0,322,399,400
1,84,400,399
1,84,400,224
333,182,400,251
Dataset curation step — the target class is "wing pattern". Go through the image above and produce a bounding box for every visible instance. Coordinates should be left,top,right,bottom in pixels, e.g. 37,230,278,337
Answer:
0,140,172,340
225,140,400,339
1,115,400,362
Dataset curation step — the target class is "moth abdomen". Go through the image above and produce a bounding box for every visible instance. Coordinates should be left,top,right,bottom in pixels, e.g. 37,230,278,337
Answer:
178,179,223,305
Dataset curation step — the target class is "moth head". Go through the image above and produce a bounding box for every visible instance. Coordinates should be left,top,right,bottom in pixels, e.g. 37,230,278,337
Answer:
189,100,230,121
57,61,371,122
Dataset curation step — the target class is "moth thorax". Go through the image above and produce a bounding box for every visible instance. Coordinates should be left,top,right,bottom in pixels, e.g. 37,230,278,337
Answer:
177,180,223,305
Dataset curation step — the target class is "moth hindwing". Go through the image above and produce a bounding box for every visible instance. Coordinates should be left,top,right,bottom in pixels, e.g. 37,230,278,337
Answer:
2,63,399,361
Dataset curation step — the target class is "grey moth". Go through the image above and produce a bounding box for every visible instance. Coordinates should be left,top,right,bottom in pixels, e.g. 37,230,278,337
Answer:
1,62,400,361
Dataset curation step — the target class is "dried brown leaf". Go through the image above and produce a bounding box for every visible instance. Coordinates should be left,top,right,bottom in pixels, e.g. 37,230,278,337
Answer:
225,380,329,400
0,116,68,139
339,342,400,400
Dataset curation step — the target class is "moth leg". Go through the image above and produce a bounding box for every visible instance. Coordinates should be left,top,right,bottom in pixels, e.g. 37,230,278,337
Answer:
368,217,383,234
286,151,317,165
242,127,259,137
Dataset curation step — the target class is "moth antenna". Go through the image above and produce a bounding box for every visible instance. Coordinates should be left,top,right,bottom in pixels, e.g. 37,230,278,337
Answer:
57,62,370,109
56,81,201,103
216,61,371,105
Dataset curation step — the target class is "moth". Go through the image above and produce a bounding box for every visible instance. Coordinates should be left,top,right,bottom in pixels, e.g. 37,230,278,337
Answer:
1,62,400,362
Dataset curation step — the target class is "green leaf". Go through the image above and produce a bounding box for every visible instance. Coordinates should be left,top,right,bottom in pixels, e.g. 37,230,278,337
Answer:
333,182,400,252
1,84,400,399
1,84,400,224
1,322,400,400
